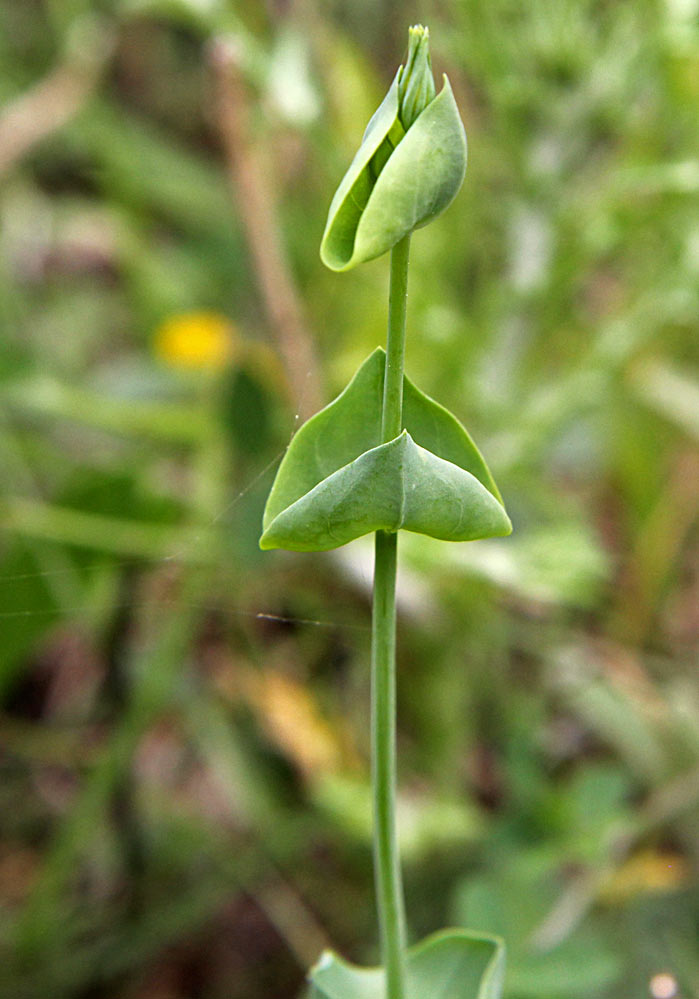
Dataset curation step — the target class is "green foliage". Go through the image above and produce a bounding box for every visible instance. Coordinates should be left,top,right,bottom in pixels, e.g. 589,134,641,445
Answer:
454,850,621,998
320,60,466,270
261,348,509,551
261,429,510,551
310,930,505,999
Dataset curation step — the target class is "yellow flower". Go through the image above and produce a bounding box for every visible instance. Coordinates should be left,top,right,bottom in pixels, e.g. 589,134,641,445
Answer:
600,849,689,903
154,312,236,371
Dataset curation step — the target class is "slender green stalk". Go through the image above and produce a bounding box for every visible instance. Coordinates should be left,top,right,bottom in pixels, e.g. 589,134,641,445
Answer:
372,234,411,999
381,235,411,442
371,529,405,998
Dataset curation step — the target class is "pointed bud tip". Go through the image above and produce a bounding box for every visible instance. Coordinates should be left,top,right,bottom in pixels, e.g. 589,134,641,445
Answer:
405,24,431,67
398,24,436,130
408,24,429,41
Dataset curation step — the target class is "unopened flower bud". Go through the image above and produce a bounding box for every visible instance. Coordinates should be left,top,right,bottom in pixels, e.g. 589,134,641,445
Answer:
398,25,436,130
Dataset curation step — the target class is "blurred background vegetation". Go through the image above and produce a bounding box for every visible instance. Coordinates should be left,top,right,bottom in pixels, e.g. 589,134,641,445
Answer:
1,0,698,997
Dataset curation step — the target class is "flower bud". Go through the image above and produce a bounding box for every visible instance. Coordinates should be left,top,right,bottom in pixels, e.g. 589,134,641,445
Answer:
320,25,466,272
398,25,436,130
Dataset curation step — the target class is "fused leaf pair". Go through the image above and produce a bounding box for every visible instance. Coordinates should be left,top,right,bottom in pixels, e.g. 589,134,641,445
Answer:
320,26,467,271
309,929,505,999
260,350,511,552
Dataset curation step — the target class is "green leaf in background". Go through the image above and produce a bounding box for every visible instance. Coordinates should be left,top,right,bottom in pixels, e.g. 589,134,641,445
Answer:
403,521,608,609
320,42,466,271
309,929,505,999
453,846,622,998
312,772,482,858
260,430,511,551
262,347,502,531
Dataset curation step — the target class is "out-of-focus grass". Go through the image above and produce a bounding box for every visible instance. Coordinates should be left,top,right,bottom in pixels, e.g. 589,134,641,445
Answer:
0,2,697,998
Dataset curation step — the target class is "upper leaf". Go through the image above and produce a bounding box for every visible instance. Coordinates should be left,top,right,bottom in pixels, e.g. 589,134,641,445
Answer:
320,69,403,273
263,348,501,533
309,929,506,999
320,57,466,270
260,430,511,552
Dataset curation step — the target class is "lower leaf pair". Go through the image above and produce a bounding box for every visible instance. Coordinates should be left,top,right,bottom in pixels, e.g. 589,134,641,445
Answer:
260,349,511,552
309,929,505,999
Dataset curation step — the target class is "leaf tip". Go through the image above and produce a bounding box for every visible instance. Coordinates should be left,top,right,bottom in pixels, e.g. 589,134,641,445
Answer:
258,529,276,551
500,512,514,537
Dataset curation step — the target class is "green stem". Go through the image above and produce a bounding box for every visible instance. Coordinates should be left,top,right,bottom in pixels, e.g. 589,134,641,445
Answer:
372,234,411,999
381,235,411,442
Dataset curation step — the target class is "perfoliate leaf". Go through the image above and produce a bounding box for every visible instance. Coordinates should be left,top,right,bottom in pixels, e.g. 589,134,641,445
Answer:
260,430,511,552
263,347,501,533
309,929,505,999
320,70,466,271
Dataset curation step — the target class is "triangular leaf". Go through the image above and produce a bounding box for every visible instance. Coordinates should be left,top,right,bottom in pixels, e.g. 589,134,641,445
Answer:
263,348,501,532
260,431,511,552
310,929,505,999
